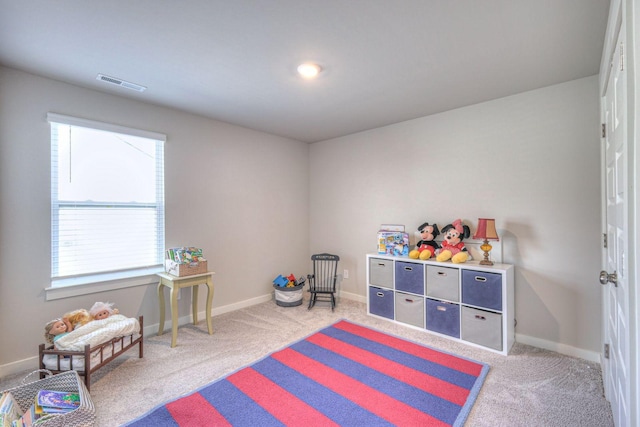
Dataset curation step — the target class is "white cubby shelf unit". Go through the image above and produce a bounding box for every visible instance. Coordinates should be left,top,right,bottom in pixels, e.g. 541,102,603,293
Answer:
366,253,515,355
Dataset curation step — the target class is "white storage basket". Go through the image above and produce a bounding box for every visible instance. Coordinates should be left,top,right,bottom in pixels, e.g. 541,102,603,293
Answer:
1,370,95,426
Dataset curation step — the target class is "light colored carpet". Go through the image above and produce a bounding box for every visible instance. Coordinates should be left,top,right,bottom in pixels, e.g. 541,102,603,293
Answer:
1,297,613,426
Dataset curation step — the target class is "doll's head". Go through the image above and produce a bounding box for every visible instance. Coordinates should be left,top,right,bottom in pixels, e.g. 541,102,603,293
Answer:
89,301,117,320
441,219,470,246
64,308,92,327
44,318,69,345
418,222,439,241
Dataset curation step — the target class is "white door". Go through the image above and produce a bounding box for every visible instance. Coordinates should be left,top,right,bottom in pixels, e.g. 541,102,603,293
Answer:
601,20,630,427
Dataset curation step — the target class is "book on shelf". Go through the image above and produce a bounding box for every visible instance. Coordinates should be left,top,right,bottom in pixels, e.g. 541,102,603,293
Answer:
0,391,23,427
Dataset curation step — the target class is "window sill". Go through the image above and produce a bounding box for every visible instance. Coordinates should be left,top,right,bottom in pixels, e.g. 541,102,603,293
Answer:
46,266,164,301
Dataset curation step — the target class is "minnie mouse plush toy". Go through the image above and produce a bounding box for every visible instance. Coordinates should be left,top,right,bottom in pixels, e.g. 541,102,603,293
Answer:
409,222,440,260
436,219,471,263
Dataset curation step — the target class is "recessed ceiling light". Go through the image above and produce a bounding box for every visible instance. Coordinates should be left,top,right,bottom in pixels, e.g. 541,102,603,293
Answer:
297,63,322,79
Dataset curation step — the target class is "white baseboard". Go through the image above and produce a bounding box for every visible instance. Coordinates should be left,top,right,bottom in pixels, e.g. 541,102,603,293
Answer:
516,333,601,363
153,294,273,338
339,290,366,304
0,357,40,381
1,294,275,381
1,294,600,380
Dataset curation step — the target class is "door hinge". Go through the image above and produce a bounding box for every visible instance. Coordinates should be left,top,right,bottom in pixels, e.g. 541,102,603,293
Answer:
602,123,606,138
620,43,624,71
604,343,610,359
603,233,608,249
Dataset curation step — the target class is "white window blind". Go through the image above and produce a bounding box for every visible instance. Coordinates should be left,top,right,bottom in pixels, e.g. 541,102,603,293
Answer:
48,113,165,282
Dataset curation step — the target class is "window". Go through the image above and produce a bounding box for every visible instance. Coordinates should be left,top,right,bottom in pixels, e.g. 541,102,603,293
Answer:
48,113,165,286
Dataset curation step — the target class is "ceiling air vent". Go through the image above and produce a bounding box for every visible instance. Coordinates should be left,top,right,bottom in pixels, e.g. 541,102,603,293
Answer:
96,74,146,92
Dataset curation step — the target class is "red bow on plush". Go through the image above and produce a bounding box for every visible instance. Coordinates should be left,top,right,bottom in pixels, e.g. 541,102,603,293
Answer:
452,219,464,234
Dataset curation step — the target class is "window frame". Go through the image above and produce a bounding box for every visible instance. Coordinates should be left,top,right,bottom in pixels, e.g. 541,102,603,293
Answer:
46,113,166,300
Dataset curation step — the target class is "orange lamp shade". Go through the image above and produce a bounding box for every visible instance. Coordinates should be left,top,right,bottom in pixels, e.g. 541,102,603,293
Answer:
473,218,499,241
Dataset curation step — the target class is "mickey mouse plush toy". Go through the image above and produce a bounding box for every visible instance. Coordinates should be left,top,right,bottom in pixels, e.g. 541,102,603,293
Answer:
409,222,440,260
436,219,471,263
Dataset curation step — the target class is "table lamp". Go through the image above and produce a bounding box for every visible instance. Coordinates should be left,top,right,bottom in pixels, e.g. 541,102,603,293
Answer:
473,218,499,265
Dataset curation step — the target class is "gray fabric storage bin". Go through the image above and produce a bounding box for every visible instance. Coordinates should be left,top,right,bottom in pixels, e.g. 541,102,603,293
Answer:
426,265,459,302
395,292,425,328
273,284,304,307
369,258,394,288
461,306,503,351
395,261,424,295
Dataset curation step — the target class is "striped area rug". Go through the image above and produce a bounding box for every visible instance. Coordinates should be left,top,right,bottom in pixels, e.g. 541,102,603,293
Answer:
127,320,489,426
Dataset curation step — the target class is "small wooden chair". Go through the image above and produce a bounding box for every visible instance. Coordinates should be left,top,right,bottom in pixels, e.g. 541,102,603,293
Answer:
307,253,340,311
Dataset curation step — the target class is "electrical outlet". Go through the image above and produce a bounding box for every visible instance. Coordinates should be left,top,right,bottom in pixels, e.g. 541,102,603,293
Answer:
343,269,349,279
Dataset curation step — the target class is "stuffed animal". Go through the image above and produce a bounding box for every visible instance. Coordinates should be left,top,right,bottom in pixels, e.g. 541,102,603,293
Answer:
409,222,440,260
436,219,471,263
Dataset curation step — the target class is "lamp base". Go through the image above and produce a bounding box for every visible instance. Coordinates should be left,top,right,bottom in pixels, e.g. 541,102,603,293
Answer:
480,240,494,266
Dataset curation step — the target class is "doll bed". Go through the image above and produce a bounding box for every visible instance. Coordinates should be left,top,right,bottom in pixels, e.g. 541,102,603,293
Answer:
39,315,143,392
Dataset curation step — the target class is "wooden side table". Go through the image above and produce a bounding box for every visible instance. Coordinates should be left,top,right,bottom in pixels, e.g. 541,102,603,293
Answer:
156,271,215,347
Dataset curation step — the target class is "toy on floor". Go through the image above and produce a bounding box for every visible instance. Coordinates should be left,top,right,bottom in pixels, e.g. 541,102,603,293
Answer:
89,301,120,320
409,222,440,260
436,219,471,263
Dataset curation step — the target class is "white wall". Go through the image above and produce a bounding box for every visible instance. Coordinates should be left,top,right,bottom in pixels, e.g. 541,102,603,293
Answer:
0,66,310,371
310,76,602,358
0,65,602,374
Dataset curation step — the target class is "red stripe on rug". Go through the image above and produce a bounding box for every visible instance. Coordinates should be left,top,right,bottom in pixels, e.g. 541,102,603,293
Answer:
334,320,483,376
307,332,469,405
165,392,232,427
228,367,340,427
272,347,450,427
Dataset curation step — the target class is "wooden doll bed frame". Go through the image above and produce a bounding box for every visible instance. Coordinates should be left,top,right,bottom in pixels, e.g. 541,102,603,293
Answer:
38,315,144,391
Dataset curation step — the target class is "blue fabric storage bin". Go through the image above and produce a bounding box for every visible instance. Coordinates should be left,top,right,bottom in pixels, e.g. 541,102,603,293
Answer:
369,286,394,319
461,270,502,311
426,298,460,338
395,261,424,295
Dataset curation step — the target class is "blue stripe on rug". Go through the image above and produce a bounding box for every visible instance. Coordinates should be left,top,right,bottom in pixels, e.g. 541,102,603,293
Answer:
252,357,394,427
290,339,461,425
199,379,284,426
319,327,477,389
126,406,178,427
125,319,489,427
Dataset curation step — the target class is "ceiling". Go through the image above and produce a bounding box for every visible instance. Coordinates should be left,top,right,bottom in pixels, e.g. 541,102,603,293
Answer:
0,1,610,143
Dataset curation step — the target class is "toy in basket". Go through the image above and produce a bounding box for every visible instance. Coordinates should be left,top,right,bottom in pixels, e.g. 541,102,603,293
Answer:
273,274,306,307
165,247,208,277
0,370,95,426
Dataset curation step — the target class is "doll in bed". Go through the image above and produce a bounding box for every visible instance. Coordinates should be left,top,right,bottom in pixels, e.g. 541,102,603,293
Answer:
44,307,94,347
89,301,119,320
64,308,92,328
44,317,74,347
